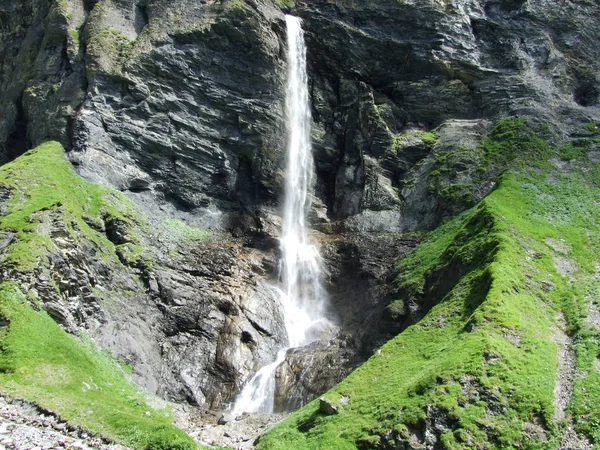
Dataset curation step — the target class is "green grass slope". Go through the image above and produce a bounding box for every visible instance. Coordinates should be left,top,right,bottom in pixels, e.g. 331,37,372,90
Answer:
257,121,600,449
0,141,147,272
0,142,197,450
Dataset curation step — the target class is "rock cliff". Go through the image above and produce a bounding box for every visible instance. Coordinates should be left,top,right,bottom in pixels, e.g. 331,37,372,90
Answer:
0,0,599,448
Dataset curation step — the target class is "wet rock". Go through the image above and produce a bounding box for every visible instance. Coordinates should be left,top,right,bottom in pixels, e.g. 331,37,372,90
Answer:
274,337,358,412
319,232,419,354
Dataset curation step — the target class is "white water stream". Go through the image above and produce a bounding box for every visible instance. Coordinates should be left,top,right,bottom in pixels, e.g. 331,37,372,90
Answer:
232,15,331,415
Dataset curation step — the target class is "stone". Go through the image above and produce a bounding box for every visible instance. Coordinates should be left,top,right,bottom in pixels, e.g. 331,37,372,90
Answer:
318,398,338,416
218,413,234,425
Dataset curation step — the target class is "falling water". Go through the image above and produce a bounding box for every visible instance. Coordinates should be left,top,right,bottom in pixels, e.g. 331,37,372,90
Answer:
232,15,331,415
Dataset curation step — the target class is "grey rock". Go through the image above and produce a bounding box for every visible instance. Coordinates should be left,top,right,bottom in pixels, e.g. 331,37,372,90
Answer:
274,337,357,413
217,413,233,425
318,397,338,416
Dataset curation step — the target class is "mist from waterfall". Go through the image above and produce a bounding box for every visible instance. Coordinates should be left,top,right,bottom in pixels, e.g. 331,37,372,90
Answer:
232,15,331,416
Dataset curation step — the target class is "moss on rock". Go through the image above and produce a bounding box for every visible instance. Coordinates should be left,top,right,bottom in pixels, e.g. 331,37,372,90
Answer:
0,141,143,272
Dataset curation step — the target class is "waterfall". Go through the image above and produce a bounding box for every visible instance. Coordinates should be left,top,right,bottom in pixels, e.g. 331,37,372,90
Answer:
232,15,331,416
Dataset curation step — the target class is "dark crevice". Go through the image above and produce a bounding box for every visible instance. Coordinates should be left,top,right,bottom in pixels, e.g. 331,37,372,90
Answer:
5,95,30,163
135,4,149,35
248,318,272,337
58,37,77,150
58,42,73,80
574,82,598,107
127,185,151,193
65,115,76,152
235,156,259,206
241,330,254,344
216,300,236,315
83,0,99,13
70,0,94,155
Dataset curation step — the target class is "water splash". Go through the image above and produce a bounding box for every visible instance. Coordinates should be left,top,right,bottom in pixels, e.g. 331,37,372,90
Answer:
232,15,332,416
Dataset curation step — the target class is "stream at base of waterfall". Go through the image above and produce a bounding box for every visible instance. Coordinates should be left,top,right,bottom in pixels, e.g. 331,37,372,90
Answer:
231,15,334,416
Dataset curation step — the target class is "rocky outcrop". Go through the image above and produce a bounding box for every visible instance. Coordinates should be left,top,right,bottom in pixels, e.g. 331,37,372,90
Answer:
150,238,288,407
0,142,290,411
71,0,288,217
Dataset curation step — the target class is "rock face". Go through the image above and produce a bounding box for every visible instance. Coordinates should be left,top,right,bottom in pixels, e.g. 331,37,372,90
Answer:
71,0,287,216
0,0,93,159
0,0,599,420
0,171,289,409
297,0,600,229
3,0,599,227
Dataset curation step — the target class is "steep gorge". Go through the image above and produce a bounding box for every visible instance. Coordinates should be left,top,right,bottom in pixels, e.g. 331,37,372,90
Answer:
0,0,599,449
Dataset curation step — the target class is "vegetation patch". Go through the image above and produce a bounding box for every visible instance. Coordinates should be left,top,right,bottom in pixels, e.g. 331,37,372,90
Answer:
427,117,554,221
392,129,439,154
558,144,587,161
416,130,439,145
87,27,136,70
161,218,212,244
85,1,136,77
0,283,196,450
0,142,141,272
480,117,553,169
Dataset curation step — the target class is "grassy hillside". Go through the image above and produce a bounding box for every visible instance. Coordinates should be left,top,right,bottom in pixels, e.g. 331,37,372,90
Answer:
0,142,197,450
257,121,600,449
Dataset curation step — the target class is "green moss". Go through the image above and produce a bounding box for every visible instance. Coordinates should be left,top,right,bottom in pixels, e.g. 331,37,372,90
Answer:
558,144,587,161
257,121,600,449
417,130,439,145
228,0,246,9
0,283,196,449
426,117,556,222
391,129,439,154
0,142,141,271
275,0,294,7
481,117,553,169
162,218,211,243
86,14,136,77
426,145,485,216
54,0,69,18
